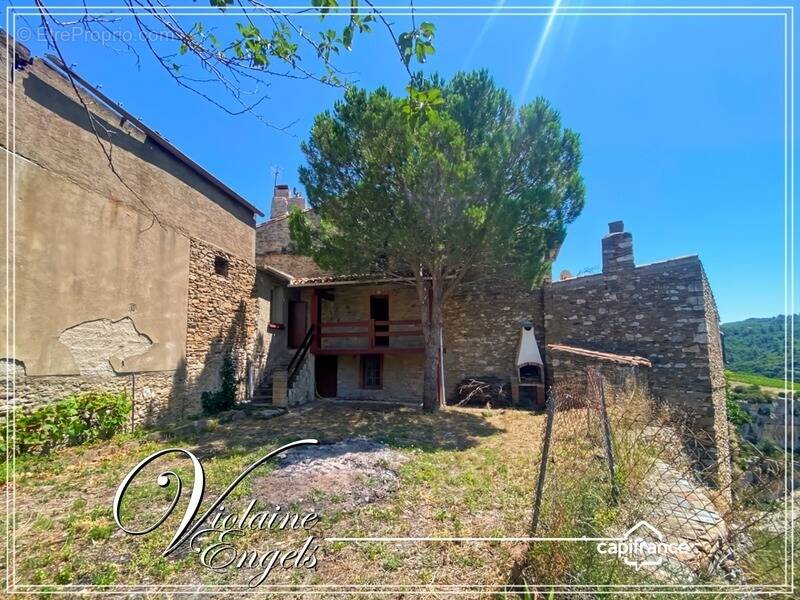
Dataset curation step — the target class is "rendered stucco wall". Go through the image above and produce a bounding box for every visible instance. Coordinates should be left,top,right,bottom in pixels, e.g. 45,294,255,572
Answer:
1,42,259,422
1,158,190,377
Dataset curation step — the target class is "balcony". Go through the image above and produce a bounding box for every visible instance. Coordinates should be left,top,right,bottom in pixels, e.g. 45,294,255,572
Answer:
313,319,425,355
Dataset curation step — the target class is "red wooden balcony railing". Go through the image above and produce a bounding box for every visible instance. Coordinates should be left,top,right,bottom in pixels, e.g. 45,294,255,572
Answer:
313,319,425,355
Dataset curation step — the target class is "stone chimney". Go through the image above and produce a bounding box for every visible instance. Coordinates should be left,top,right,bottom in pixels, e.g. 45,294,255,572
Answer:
602,220,634,273
270,184,290,219
270,185,305,219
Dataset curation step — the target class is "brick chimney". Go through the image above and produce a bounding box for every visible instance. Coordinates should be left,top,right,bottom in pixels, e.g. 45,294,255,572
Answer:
270,185,305,219
602,220,634,273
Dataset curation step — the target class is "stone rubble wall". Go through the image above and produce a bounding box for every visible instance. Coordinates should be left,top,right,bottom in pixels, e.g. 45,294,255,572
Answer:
543,256,718,417
542,255,730,495
287,353,316,406
257,215,293,255
442,280,545,402
185,239,257,412
336,354,424,403
320,284,422,351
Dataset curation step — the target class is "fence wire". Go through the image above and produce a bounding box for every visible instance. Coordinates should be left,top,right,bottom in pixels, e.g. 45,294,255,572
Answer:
517,367,797,594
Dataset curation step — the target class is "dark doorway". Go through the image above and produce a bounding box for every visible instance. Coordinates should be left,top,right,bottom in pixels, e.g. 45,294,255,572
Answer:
370,295,389,347
315,355,338,397
288,301,307,348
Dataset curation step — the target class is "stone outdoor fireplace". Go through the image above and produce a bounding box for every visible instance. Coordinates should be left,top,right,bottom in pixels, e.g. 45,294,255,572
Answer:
512,320,546,409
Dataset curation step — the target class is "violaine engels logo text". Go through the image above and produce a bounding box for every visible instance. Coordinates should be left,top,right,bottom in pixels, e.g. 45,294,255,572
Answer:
112,439,321,587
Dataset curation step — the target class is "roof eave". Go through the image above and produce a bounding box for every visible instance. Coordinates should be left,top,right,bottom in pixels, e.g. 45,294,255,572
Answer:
43,56,264,218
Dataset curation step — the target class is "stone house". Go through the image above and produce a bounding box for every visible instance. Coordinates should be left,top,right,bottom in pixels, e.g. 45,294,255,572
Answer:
1,33,274,423
257,196,731,489
1,31,731,488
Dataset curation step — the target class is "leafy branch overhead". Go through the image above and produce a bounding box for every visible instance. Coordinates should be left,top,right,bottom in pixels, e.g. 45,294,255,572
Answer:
33,1,437,126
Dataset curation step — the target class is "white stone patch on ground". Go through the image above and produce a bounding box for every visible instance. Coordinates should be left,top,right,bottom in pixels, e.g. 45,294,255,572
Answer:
633,459,731,582
58,317,152,375
252,438,410,513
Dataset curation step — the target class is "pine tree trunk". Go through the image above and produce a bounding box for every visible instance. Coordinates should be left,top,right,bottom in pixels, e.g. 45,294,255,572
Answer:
421,272,444,411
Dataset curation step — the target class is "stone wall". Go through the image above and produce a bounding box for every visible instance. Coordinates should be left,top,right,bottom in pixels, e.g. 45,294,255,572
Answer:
184,239,257,412
443,280,545,402
336,354,424,403
319,284,423,351
543,255,719,418
257,215,293,255
287,353,316,406
6,361,185,427
543,222,730,493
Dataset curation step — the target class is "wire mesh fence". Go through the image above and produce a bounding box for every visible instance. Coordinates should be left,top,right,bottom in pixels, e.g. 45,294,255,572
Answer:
515,366,796,594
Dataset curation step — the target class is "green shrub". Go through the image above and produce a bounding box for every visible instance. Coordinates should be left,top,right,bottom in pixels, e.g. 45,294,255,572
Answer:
726,394,751,426
1,392,131,455
201,355,237,415
728,383,775,404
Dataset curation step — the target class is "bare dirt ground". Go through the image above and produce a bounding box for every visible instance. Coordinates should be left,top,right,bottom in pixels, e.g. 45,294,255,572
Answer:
253,438,411,513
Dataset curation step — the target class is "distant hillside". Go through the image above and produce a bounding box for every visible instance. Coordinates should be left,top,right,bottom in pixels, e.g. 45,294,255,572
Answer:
721,315,798,379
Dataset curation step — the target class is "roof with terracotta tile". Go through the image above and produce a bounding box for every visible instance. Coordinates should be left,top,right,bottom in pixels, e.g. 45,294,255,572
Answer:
547,344,652,368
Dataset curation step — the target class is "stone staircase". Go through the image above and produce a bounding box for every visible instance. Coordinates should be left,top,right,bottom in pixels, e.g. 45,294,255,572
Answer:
251,327,315,407
251,361,288,405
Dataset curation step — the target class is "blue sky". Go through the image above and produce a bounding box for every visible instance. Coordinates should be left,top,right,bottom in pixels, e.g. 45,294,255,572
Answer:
10,2,794,323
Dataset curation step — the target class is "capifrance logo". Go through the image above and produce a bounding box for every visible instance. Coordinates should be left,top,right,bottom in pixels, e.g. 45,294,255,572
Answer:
596,521,693,571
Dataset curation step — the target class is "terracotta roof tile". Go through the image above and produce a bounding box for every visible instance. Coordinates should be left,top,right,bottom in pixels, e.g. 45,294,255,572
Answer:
547,344,652,368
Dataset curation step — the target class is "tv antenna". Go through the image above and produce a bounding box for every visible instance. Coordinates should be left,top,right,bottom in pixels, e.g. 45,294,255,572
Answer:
271,166,282,188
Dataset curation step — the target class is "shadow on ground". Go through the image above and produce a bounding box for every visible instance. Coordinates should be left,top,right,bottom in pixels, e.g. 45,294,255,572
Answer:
173,402,506,461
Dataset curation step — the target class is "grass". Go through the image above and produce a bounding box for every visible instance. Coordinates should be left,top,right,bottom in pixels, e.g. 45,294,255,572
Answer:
725,369,799,392
3,403,547,592
5,399,789,595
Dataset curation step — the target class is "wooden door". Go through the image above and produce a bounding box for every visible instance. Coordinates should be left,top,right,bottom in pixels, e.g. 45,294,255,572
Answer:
315,355,338,397
288,301,307,348
370,295,389,347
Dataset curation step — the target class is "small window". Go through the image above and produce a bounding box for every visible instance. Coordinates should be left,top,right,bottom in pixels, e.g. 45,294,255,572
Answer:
214,255,229,277
269,286,285,325
360,355,383,389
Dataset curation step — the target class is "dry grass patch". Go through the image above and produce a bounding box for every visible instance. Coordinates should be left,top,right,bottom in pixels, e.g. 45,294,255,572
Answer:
5,403,545,594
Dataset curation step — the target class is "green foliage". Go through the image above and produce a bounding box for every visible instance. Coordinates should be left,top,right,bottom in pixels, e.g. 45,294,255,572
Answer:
0,392,131,455
721,314,798,379
292,69,585,288
725,394,752,426
726,369,799,391
201,354,238,415
170,3,431,88
728,382,775,404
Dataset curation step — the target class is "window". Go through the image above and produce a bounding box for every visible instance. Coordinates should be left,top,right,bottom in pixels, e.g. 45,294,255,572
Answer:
214,255,229,277
360,355,383,389
269,286,285,325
